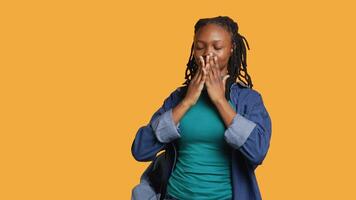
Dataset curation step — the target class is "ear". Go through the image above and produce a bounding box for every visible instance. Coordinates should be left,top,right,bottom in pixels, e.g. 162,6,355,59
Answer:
231,42,236,53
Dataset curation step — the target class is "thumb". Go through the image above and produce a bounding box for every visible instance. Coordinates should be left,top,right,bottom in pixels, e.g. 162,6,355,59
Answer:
222,75,230,86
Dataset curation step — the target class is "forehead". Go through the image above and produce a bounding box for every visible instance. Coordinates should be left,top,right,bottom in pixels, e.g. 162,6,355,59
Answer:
195,24,231,43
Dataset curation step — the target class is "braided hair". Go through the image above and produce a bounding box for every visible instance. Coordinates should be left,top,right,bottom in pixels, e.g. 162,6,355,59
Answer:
182,16,253,101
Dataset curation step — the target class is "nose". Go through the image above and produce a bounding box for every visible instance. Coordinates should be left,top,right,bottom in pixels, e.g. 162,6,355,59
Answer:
203,52,214,57
202,52,215,61
203,51,213,56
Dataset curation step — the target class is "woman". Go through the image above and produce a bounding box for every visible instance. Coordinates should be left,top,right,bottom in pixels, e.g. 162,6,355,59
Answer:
131,16,272,200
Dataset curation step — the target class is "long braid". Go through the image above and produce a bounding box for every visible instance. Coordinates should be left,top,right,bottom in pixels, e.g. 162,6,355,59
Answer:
182,16,253,101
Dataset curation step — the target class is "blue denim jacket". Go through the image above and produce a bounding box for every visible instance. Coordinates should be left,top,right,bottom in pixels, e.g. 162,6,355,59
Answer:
131,81,272,200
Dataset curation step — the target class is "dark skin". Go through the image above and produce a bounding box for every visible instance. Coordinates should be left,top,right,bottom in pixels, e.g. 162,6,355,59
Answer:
193,23,234,103
193,23,234,78
172,24,237,128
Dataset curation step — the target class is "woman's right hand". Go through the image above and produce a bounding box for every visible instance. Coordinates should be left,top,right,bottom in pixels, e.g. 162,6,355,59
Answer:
182,55,209,107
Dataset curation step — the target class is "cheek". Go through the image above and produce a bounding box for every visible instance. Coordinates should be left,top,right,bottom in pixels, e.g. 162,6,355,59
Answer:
216,54,230,66
193,52,203,62
192,53,199,64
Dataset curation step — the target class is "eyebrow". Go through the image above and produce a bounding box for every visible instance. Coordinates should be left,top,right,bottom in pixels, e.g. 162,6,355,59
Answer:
196,39,222,43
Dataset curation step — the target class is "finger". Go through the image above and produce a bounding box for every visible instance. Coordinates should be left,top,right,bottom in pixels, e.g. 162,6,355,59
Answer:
204,56,212,83
203,64,210,84
212,55,219,79
205,59,211,77
196,64,205,83
209,53,214,66
207,53,214,64
210,54,215,68
201,57,208,79
215,56,222,78
222,74,230,86
222,74,230,92
192,64,202,82
206,59,211,74
199,79,205,90
198,63,206,82
208,63,214,81
202,64,207,76
201,64,209,82
210,64,217,81
191,68,198,81
204,68,211,86
213,55,218,65
208,54,216,79
213,55,219,71
199,56,205,66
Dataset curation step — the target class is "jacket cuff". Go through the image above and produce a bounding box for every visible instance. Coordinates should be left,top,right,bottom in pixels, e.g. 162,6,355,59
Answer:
151,108,181,143
224,113,257,149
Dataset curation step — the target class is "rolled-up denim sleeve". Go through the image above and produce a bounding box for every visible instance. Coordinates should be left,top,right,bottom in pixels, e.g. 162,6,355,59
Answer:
224,92,272,166
151,108,181,143
131,87,183,162
224,113,257,148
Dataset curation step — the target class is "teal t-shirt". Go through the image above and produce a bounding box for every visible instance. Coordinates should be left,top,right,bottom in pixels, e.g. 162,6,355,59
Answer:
166,89,234,200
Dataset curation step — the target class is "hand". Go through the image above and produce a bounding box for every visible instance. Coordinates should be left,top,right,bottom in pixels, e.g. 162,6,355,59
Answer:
182,56,209,106
204,53,230,104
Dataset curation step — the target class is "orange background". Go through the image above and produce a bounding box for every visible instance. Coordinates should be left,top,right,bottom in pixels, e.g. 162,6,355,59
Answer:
1,0,356,199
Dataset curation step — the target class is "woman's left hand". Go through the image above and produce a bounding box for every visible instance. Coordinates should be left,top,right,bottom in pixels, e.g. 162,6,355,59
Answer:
204,53,230,104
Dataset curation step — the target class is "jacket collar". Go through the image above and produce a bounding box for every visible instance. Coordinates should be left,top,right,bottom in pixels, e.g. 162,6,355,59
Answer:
232,80,249,89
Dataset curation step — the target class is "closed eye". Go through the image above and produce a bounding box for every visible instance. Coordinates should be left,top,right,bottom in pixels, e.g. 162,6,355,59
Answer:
195,47,223,50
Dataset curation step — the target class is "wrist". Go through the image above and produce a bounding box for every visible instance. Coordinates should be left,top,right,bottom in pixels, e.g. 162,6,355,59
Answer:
182,98,194,107
213,97,227,106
